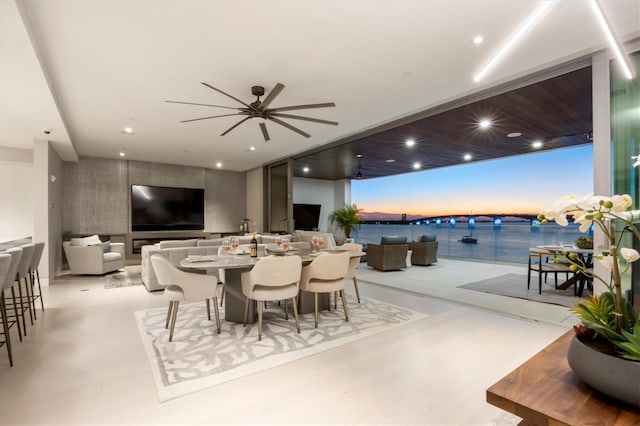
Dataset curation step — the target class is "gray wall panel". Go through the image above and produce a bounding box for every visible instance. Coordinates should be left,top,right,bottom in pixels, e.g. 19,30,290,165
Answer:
62,157,247,239
62,157,128,235
128,161,205,188
205,169,246,232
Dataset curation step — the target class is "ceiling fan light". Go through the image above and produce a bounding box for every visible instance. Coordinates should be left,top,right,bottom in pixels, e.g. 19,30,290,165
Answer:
251,116,266,123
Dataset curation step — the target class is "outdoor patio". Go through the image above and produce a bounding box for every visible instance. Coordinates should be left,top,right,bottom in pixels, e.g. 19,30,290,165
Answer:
356,257,580,328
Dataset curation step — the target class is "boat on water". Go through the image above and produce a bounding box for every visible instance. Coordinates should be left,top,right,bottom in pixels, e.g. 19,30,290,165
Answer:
460,213,478,243
460,235,478,244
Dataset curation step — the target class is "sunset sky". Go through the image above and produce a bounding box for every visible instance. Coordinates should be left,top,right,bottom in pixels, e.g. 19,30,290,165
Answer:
352,145,593,218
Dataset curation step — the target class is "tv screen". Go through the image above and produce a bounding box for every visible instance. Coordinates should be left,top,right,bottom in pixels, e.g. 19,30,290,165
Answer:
293,203,321,231
131,185,205,231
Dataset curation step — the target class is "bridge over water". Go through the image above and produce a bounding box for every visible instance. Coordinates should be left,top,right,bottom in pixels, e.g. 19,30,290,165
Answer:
361,213,539,225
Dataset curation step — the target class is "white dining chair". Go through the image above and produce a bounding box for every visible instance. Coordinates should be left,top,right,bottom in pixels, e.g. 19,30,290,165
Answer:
341,243,363,303
150,255,221,342
241,255,302,341
299,252,351,328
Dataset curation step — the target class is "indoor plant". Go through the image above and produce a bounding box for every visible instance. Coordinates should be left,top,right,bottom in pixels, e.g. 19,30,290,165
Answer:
538,194,640,406
329,204,363,241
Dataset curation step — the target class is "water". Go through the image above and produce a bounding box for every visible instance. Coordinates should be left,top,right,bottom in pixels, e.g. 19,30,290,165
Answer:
353,222,587,265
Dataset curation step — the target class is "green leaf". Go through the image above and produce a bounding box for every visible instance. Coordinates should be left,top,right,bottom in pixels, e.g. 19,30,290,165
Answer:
329,204,363,238
612,319,640,361
572,294,622,342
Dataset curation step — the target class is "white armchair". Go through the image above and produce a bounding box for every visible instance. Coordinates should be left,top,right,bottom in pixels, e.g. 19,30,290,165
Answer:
63,235,125,275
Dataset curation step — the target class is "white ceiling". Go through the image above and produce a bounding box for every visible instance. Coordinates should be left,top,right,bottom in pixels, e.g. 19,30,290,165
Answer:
2,0,639,171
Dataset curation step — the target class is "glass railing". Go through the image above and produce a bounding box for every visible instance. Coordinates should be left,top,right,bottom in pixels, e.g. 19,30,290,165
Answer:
352,222,587,265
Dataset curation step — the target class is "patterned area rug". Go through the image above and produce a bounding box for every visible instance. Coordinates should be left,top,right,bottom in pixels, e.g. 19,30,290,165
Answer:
135,296,427,401
458,273,588,307
105,266,143,289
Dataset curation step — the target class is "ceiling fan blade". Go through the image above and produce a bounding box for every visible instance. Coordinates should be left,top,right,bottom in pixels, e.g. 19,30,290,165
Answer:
268,102,336,112
180,112,245,123
259,122,270,142
221,116,251,136
201,82,258,111
259,83,285,110
268,117,311,138
165,100,241,111
269,112,338,126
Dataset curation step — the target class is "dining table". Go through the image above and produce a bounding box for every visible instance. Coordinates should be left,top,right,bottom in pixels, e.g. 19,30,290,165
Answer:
179,248,363,324
537,244,594,296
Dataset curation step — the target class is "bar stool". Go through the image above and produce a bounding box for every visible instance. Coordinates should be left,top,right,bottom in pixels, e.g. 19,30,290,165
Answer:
15,244,35,327
0,254,13,365
29,242,45,312
2,248,24,341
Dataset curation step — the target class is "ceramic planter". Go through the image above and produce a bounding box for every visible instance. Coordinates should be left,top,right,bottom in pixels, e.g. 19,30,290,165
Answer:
567,335,640,407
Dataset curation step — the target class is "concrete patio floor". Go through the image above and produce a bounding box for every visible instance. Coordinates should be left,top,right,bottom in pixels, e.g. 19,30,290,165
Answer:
356,257,579,328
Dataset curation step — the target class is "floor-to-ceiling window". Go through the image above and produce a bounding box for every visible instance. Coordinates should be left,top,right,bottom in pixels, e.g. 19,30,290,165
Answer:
611,50,640,306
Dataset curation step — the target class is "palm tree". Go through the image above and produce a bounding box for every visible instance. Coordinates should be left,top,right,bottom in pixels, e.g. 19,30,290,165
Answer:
329,204,363,239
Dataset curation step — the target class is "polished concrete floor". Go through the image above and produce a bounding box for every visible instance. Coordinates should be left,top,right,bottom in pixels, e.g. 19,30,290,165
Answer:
0,259,571,425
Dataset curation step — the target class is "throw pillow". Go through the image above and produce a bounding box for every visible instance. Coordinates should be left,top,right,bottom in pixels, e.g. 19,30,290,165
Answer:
102,241,111,253
380,235,407,245
420,234,437,242
70,234,102,247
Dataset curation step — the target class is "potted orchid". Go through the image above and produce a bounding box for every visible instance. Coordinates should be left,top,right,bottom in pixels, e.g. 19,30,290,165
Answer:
538,194,640,406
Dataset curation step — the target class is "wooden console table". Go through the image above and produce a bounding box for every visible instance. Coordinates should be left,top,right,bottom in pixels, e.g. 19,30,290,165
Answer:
487,331,640,425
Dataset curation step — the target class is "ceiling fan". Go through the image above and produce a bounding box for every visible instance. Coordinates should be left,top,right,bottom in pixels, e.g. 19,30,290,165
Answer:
166,82,338,142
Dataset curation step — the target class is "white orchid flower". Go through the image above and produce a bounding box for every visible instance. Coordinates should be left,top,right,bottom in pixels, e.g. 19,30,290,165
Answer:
620,247,640,263
554,212,569,226
610,194,632,212
573,213,593,233
575,194,599,211
540,197,575,225
597,254,615,270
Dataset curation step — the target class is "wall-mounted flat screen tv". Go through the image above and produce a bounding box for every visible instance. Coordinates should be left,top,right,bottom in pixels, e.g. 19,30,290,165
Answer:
131,185,205,231
293,203,321,231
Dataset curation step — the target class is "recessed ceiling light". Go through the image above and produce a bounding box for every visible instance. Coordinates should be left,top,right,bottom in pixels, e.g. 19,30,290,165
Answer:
356,154,363,158
216,162,223,168
124,127,134,134
385,159,395,163
249,146,256,151
119,152,125,157
412,162,422,170
532,140,543,149
406,139,415,147
473,35,484,45
479,119,491,129
507,132,522,138
463,153,473,161
302,166,310,173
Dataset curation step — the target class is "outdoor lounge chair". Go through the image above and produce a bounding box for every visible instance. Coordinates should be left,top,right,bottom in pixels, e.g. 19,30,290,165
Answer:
366,236,408,271
408,235,439,266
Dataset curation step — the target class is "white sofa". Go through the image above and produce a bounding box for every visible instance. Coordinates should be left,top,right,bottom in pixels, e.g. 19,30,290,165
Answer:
63,235,125,275
294,231,337,250
140,234,307,292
